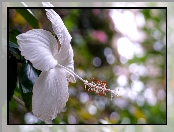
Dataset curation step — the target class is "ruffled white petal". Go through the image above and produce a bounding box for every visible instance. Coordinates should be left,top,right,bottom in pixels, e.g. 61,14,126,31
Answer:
42,3,76,83
32,66,69,121
42,3,71,60
16,29,58,71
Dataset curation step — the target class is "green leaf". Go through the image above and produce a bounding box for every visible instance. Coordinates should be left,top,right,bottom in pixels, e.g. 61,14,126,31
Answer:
9,41,19,49
9,41,21,60
19,61,38,109
16,9,39,29
9,42,24,61
9,29,21,44
8,56,17,102
9,30,24,61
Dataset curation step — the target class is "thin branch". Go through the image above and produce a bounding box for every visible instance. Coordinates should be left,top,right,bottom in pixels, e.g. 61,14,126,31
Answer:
13,95,28,111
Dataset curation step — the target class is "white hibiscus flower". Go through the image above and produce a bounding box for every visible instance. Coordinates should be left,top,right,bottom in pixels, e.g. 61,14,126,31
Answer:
16,2,75,122
16,2,119,123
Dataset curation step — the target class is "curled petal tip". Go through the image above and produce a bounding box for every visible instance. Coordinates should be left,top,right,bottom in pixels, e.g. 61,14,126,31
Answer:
42,2,54,7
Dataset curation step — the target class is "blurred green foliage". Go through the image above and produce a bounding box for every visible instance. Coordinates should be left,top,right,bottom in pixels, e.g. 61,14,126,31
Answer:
8,8,166,124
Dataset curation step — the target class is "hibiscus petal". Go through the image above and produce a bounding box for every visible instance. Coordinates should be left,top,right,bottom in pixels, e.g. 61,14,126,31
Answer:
32,66,69,121
16,29,58,71
42,3,71,60
56,45,76,83
42,2,76,83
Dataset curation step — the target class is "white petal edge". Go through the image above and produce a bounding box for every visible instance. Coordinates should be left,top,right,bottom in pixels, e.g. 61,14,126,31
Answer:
32,66,69,121
16,29,58,71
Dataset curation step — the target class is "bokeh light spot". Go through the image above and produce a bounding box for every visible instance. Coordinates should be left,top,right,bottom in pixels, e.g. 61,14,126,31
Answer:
93,57,101,67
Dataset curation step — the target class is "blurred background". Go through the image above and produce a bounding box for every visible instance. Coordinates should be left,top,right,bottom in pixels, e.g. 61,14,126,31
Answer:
7,4,166,125
2,1,172,132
